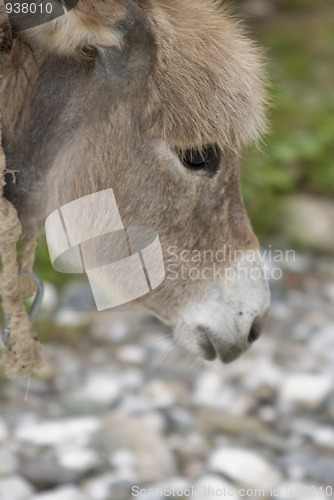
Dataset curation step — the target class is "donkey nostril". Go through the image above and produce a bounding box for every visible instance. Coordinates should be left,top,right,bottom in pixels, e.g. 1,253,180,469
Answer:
248,318,262,343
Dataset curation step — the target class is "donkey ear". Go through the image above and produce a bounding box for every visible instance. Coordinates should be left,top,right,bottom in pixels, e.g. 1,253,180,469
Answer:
13,0,128,57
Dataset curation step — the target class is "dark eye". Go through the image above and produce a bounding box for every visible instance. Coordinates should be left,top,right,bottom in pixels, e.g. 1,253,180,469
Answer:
80,45,98,60
180,145,220,175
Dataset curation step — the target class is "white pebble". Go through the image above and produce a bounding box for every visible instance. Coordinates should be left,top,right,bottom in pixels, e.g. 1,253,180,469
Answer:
0,475,34,500
55,309,88,327
57,447,100,473
117,345,146,364
15,417,101,447
79,374,121,406
193,370,222,406
312,426,334,449
279,374,332,408
109,449,136,470
208,447,283,490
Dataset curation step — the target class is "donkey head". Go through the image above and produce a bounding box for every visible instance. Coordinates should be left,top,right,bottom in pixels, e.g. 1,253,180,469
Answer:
3,0,270,363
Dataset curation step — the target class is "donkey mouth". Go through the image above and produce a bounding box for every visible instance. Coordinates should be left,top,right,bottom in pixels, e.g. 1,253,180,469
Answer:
200,341,243,363
197,327,244,363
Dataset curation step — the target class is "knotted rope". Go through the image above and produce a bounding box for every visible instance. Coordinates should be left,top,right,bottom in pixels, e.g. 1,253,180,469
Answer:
0,21,44,379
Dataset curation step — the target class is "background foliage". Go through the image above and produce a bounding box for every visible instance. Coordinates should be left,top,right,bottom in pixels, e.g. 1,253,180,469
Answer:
237,0,334,235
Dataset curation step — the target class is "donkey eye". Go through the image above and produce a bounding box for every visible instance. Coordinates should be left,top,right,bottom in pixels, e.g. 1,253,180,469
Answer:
180,145,220,175
185,150,207,167
80,45,99,60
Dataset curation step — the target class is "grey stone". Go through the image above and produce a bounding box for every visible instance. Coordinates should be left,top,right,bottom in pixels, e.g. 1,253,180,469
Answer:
0,448,18,477
62,282,95,312
1,250,334,500
0,420,8,444
291,419,334,449
282,451,334,485
83,471,138,500
0,476,34,500
277,481,328,500
19,455,78,489
309,324,334,364
166,408,194,433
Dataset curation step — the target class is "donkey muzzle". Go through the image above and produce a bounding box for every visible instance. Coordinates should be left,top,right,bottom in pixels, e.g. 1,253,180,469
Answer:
173,253,271,364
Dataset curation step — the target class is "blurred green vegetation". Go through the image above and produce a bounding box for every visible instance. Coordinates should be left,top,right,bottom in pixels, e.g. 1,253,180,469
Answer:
238,0,334,235
35,237,86,294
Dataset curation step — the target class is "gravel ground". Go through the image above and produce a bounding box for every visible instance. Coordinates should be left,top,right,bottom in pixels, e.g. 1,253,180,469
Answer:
0,253,334,500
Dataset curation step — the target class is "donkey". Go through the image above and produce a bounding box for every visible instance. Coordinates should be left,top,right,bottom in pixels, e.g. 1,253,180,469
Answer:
1,0,270,364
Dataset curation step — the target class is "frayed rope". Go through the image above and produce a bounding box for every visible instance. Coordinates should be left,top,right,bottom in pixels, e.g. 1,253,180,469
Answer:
0,19,44,379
